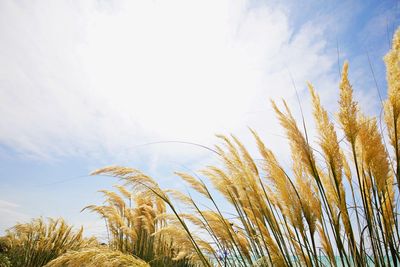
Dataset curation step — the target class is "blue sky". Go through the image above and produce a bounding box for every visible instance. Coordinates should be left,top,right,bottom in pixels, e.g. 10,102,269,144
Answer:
0,0,399,236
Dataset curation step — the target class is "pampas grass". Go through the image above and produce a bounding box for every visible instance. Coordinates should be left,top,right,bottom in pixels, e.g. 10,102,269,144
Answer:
1,27,399,267
0,218,95,267
44,247,150,267
88,28,400,266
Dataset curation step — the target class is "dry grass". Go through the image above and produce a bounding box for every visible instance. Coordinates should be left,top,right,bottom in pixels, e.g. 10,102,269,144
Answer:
1,28,399,267
44,247,149,267
0,218,95,267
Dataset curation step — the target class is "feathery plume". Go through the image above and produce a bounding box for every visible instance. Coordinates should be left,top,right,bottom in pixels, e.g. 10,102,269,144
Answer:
338,62,359,144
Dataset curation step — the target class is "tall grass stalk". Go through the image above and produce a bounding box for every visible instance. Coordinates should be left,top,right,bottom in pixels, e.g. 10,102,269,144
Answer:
1,27,399,267
90,29,400,266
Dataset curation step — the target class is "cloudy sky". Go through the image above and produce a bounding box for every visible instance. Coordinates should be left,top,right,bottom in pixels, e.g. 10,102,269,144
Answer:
0,0,399,236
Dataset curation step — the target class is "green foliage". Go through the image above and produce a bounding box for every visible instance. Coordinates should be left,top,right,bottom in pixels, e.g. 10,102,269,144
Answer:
0,254,11,267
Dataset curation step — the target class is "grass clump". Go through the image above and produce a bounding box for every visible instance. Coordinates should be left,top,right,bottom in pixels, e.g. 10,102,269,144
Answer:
0,218,95,267
82,175,209,266
44,247,149,267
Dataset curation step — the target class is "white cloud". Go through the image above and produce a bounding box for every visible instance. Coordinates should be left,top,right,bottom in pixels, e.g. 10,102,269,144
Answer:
0,0,353,166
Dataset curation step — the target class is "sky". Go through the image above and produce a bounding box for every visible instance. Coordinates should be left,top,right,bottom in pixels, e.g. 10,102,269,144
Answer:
0,0,399,236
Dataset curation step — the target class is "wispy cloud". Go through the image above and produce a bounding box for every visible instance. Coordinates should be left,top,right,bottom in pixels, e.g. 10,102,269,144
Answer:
0,199,29,233
0,0,344,164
